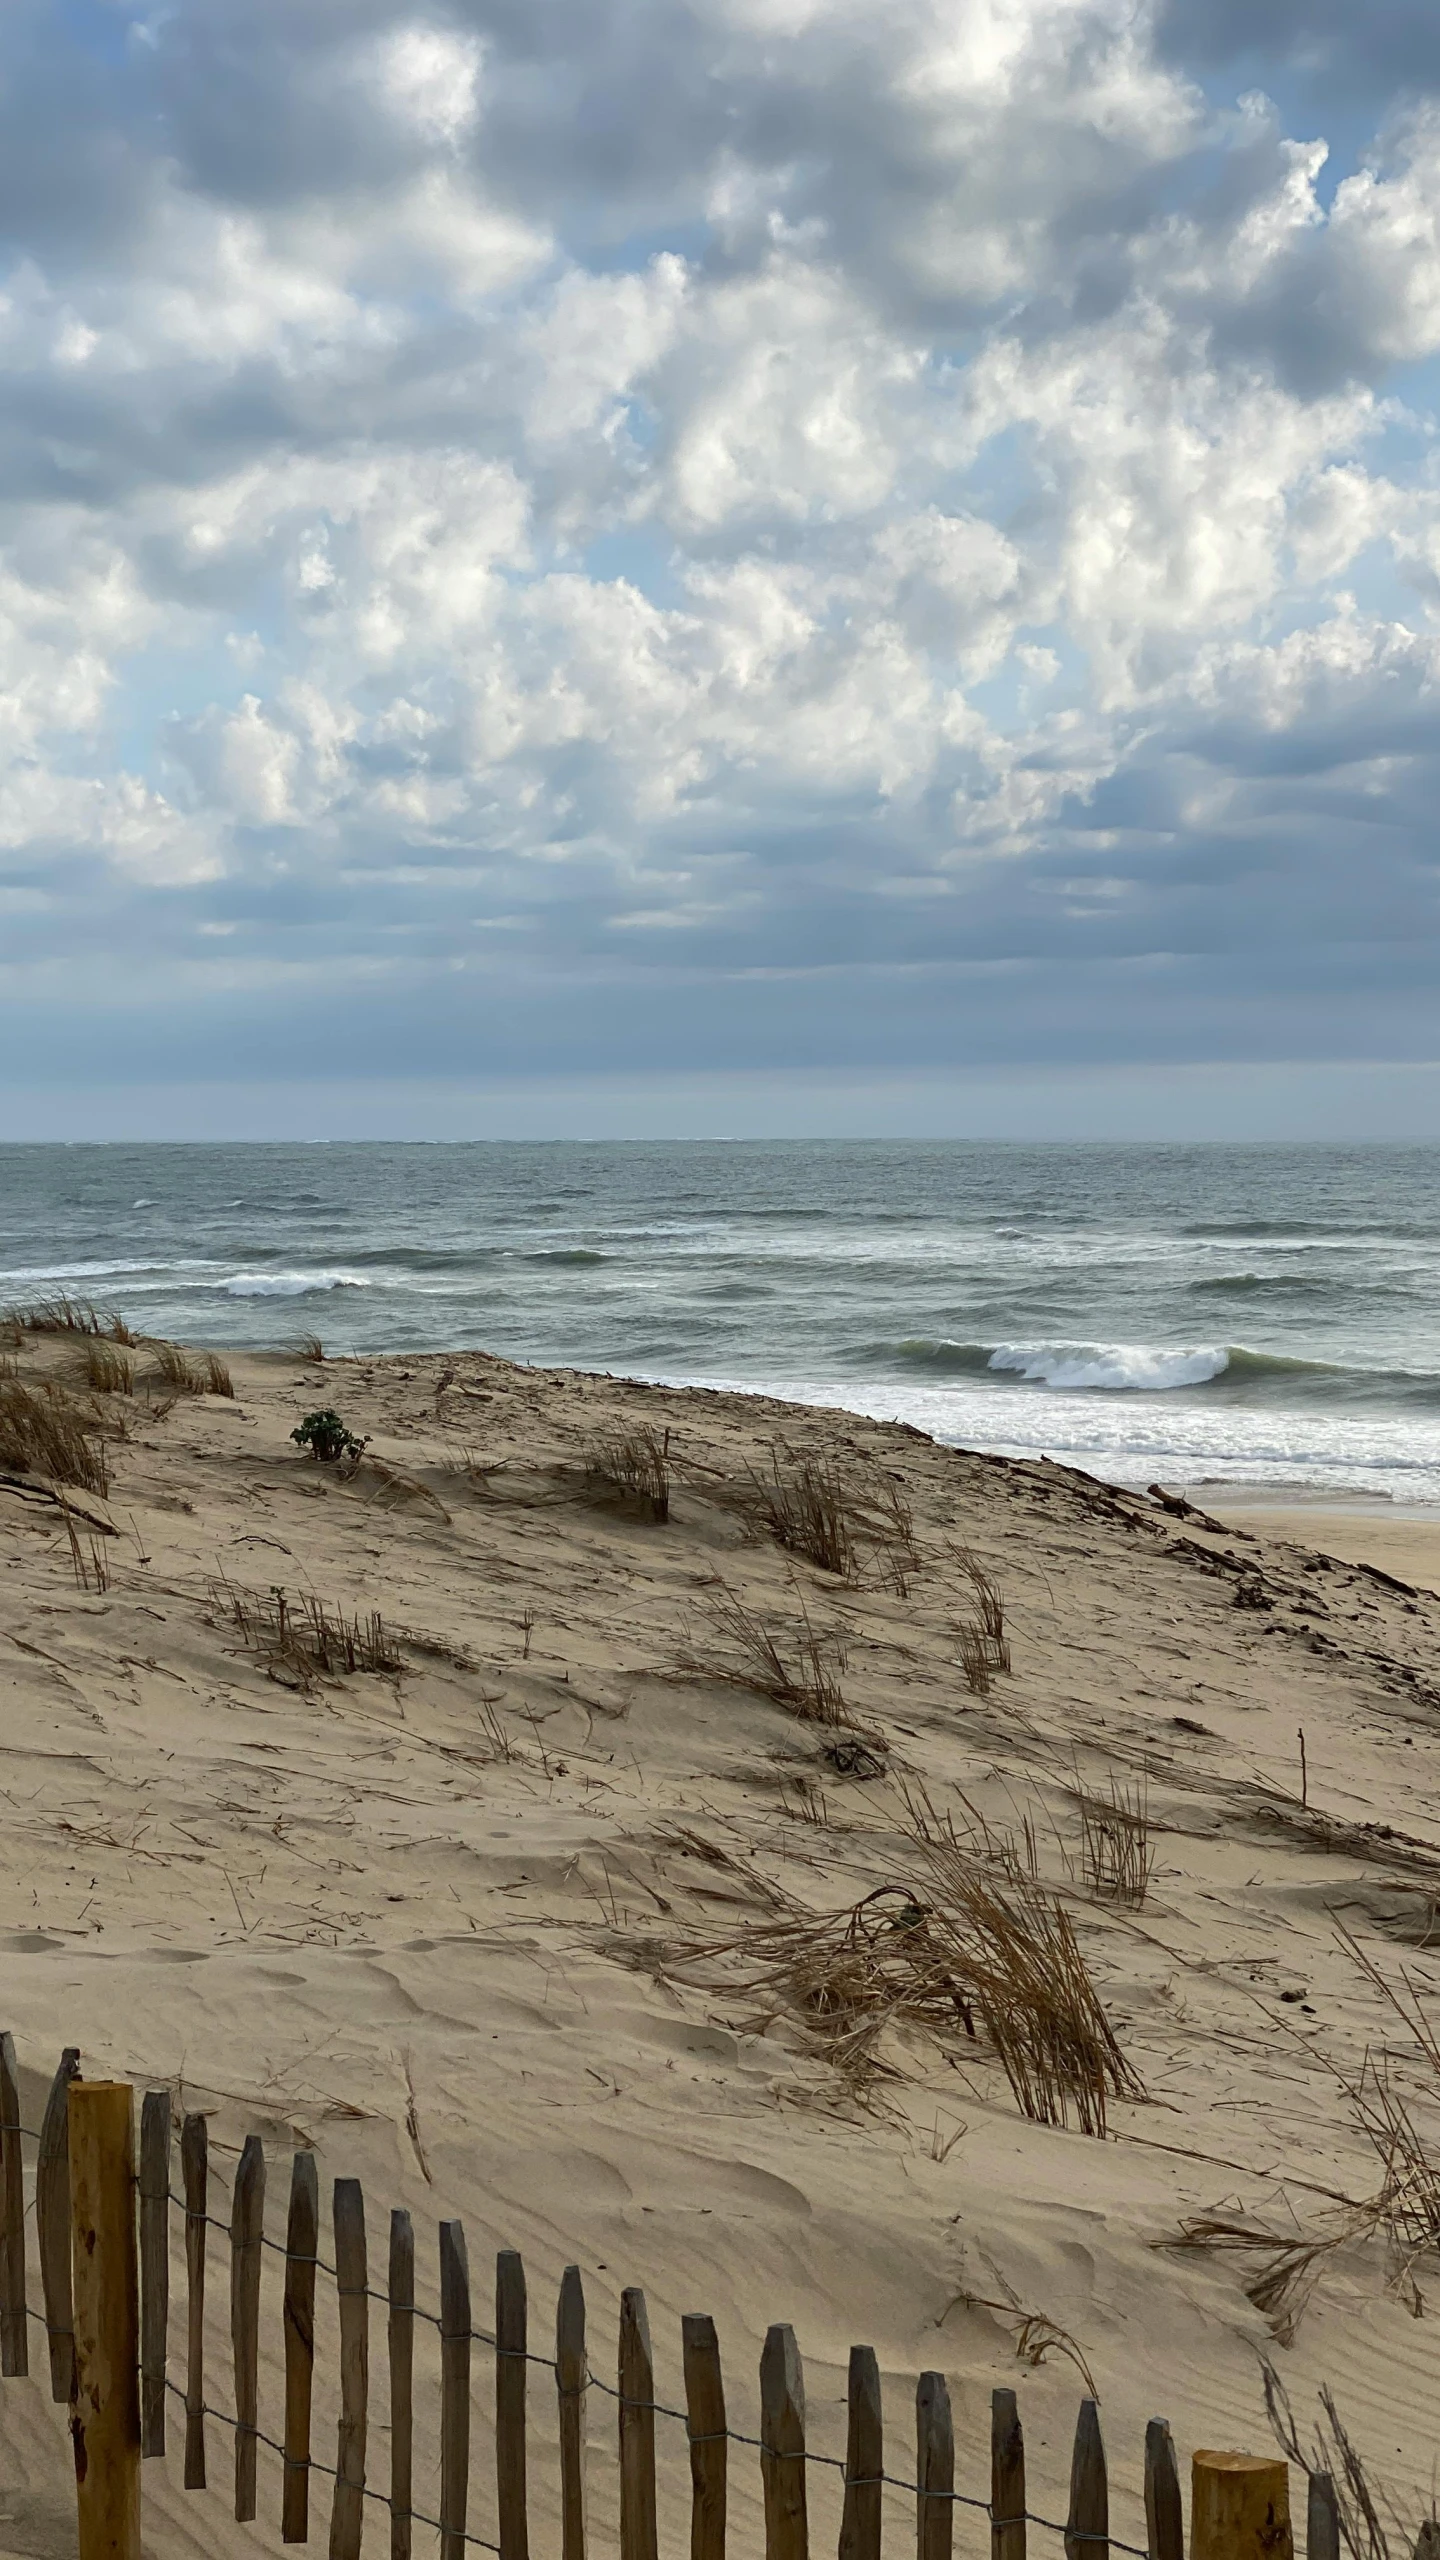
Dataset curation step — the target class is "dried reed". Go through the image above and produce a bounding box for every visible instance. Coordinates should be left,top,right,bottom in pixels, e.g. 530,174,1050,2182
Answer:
957,1621,994,1696
0,1379,110,1496
1263,2365,1418,2560
83,1340,134,1396
648,1788,1139,2131
1073,1770,1154,1907
744,1448,857,1574
60,1498,111,1594
679,1581,852,1725
293,1332,325,1362
150,1342,233,1396
212,1579,403,1683
582,1424,671,1522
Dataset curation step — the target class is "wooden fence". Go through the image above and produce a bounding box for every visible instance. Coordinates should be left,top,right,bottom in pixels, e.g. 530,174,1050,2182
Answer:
0,2041,1332,2560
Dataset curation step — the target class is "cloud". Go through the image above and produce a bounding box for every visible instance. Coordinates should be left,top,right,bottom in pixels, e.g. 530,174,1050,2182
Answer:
2,0,1440,1100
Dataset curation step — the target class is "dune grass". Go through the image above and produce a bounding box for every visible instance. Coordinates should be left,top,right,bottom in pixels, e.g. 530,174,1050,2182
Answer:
0,1379,110,1495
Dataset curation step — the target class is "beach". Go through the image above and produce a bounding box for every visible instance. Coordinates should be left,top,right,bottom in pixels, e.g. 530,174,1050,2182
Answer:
3,1322,1440,2555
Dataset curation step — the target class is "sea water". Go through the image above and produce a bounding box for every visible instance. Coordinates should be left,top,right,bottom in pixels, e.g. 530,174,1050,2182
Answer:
3,1140,1440,1504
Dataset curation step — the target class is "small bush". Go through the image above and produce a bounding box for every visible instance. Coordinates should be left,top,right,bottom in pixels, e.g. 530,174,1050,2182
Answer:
291,1408,368,1464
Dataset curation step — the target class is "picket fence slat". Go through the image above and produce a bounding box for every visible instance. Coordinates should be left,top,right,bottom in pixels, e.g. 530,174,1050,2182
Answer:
839,2345,881,2560
0,2033,27,2379
918,2371,955,2560
440,2219,472,2560
620,2287,660,2560
37,2046,79,2403
1145,2420,1184,2560
496,2247,529,2560
139,2089,169,2457
993,2388,1027,2560
181,2112,208,2490
1307,2473,1339,2560
390,2209,415,2560
231,2133,266,2524
1067,2401,1109,2560
282,2151,319,2545
682,2312,727,2560
329,2179,368,2560
557,2263,588,2560
760,2322,808,2560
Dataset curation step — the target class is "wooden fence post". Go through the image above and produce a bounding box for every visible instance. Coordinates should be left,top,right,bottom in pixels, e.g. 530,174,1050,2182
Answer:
282,2151,319,2545
992,2389,1026,2560
1192,2457,1291,2560
839,2345,881,2560
181,2113,207,2491
1146,2422,1184,2560
390,2209,415,2560
440,2220,472,2560
1066,2402,1108,2560
557,2264,587,2560
0,2033,28,2378
496,2248,528,2560
138,2091,169,2459
1307,2474,1339,2560
38,2047,80,2402
620,2287,659,2560
68,2081,141,2560
759,2323,807,2560
330,2179,368,2560
683,2312,727,2560
917,2372,954,2560
231,2134,265,2524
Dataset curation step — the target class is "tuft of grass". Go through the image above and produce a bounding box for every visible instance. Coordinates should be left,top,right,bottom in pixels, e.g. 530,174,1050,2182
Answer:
84,1340,135,1396
59,1497,111,1594
0,1379,110,1495
293,1332,325,1362
150,1341,233,1396
1072,1769,1154,1908
582,1424,671,1522
680,1580,853,1725
212,1579,403,1684
957,1621,994,1696
744,1447,857,1575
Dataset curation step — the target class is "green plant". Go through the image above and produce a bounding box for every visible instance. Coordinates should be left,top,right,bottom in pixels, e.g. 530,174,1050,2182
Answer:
291,1408,369,1464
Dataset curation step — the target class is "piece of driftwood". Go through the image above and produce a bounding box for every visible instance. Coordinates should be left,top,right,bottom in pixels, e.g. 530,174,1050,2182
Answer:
1066,2401,1108,2560
230,2134,265,2524
917,2372,955,2560
619,2287,659,2560
181,2113,208,2490
839,2345,881,2560
1145,2421,1184,2560
440,2220,471,2560
37,2047,80,2403
557,2264,587,2560
69,2082,141,2560
0,2033,27,2378
993,2389,1026,2560
329,2178,368,2560
496,2248,528,2560
390,2209,415,2560
760,2324,808,2560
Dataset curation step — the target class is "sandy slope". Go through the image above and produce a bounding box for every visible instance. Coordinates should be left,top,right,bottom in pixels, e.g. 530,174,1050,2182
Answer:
4,1333,1440,2558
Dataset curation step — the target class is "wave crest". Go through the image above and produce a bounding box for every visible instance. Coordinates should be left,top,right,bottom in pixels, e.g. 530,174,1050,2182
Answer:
222,1270,368,1299
987,1342,1229,1392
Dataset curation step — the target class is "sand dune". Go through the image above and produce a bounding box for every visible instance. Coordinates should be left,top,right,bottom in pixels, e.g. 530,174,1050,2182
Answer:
3,1326,1440,2557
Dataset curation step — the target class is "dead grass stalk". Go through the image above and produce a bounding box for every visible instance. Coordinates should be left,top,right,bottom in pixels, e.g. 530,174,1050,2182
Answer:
212,1579,403,1683
679,1581,853,1725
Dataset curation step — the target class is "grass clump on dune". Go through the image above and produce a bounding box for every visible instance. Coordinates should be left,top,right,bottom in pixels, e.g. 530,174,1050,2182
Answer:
582,1424,671,1522
83,1340,135,1396
0,1379,111,1495
150,1342,234,1397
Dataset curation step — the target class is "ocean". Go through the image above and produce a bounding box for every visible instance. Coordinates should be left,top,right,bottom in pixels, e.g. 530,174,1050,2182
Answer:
3,1140,1440,1505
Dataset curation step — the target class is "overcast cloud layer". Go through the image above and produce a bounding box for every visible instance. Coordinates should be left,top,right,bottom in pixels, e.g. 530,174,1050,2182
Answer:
6,0,1440,1110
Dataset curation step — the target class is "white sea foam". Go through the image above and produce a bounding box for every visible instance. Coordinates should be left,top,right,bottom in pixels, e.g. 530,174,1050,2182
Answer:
222,1271,368,1298
987,1342,1229,1392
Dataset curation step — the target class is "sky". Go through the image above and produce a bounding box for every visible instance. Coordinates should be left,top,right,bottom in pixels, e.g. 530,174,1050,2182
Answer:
5,0,1440,1138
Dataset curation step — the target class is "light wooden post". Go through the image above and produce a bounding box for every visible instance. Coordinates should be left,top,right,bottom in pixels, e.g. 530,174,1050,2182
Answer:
839,2345,881,2560
282,2151,319,2545
440,2220,472,2560
0,2033,28,2377
1066,2403,1108,2560
683,2312,727,2560
180,2113,207,2490
329,2179,368,2560
38,2047,80,2402
557,2264,587,2560
992,2389,1026,2560
138,2092,169,2459
1146,2423,1184,2560
496,2248,528,2560
231,2134,265,2524
1192,2456,1291,2560
68,2081,141,2560
917,2373,953,2560
620,2287,659,2560
1307,2475,1339,2560
390,2209,415,2560
759,2323,807,2560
